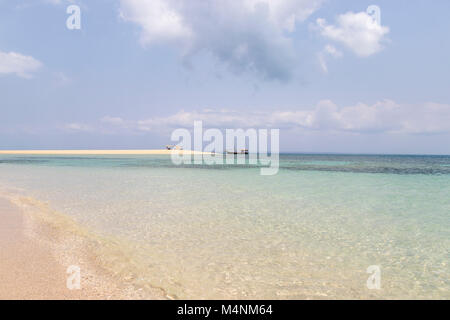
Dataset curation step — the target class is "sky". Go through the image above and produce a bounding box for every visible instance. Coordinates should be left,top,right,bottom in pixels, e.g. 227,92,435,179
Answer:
0,0,449,154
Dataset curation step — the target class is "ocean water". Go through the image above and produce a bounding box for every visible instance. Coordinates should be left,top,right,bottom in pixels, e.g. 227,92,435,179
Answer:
0,154,449,299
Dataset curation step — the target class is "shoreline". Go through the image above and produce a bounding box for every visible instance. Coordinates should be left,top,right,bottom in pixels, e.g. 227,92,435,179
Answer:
0,195,167,300
0,149,209,155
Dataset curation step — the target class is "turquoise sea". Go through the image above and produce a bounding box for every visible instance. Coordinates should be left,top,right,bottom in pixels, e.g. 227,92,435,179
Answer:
0,154,449,299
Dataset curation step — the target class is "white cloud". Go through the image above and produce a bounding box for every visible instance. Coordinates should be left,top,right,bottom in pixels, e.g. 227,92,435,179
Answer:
242,0,324,31
316,11,389,57
136,109,271,132
318,44,342,73
272,100,450,134
0,51,42,78
96,100,450,135
64,123,93,132
324,44,342,58
119,0,323,80
101,116,125,126
119,0,192,45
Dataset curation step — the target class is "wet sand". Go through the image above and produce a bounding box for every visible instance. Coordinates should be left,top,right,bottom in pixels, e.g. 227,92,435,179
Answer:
0,197,165,300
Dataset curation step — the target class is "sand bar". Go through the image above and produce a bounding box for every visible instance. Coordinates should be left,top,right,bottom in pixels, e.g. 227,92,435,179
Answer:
0,149,209,155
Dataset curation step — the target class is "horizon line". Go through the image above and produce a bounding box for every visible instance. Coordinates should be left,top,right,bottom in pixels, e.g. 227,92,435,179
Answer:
0,149,449,157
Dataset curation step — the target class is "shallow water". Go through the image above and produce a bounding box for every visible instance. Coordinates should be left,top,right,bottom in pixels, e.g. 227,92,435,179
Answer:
0,154,449,299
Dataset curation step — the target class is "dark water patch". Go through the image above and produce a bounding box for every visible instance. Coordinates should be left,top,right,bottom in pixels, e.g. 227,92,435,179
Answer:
0,159,51,165
282,165,450,175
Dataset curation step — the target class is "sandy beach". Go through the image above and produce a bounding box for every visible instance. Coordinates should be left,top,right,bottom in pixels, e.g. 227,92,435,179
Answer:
0,150,208,155
0,196,166,300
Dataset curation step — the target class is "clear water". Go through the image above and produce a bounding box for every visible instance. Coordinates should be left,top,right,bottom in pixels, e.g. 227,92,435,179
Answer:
0,154,449,299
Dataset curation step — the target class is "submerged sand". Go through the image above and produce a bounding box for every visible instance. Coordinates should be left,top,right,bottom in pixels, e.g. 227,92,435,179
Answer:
0,196,166,300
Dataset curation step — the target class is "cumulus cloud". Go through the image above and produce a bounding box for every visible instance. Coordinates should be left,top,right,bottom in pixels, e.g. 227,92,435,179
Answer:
95,100,450,135
269,100,449,134
119,0,323,80
316,11,389,57
0,51,42,78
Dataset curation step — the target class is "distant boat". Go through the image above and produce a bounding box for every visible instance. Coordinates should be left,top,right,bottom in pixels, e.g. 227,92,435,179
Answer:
166,145,183,150
226,149,248,155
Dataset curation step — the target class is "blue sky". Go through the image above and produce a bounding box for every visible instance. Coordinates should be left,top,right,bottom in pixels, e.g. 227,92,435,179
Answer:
0,0,449,154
